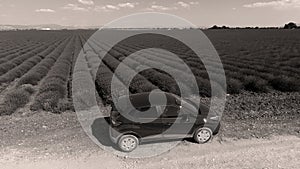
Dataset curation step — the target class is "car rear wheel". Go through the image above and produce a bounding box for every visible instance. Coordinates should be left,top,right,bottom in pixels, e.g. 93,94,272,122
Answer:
194,127,212,144
118,135,139,152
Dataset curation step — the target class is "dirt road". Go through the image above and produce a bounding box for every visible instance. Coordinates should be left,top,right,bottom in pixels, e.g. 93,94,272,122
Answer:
1,135,299,169
0,109,299,169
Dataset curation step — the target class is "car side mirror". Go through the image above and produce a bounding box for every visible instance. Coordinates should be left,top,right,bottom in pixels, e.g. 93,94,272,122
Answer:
111,111,120,117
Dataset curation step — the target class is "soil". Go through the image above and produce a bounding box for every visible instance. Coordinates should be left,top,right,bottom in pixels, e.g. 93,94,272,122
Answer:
0,109,299,169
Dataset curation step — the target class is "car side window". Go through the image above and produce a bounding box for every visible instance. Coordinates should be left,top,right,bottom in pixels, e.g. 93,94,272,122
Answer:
130,106,160,119
162,105,180,118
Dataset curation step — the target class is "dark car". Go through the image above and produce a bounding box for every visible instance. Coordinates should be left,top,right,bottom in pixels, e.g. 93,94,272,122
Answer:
109,92,220,152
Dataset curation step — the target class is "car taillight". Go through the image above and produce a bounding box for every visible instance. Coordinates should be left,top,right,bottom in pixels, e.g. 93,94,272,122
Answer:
207,111,220,121
209,116,220,121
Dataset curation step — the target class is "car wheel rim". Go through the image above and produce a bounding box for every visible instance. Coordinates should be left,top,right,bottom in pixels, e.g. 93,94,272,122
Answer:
197,129,211,142
121,138,136,151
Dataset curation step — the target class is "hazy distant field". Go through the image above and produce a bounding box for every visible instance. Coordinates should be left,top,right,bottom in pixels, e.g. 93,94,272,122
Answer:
0,29,299,117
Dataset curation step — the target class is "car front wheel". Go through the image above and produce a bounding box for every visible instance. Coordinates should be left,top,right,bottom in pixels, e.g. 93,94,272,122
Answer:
194,127,212,144
118,135,139,152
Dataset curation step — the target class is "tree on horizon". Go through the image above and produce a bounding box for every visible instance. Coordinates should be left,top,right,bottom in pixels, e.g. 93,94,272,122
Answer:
284,22,298,29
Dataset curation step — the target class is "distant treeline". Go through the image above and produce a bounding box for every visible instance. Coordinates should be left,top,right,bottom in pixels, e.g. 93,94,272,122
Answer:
209,22,300,30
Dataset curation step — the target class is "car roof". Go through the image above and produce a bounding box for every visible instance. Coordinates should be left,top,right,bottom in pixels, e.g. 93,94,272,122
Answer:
116,92,180,110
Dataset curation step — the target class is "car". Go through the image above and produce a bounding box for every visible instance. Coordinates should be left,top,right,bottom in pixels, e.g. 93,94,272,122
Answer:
109,92,221,152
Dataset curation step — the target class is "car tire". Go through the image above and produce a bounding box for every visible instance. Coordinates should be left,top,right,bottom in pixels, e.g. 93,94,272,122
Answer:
194,127,212,144
118,134,139,152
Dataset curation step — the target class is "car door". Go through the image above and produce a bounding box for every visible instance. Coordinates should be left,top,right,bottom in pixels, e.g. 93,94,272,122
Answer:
161,105,192,139
129,106,164,141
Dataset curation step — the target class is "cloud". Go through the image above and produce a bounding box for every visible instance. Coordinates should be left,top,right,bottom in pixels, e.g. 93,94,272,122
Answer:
35,8,56,13
189,1,199,5
78,0,94,5
118,2,138,8
95,5,120,12
144,2,197,11
95,3,139,12
63,4,88,11
243,0,300,9
104,5,120,10
177,1,190,8
149,5,178,11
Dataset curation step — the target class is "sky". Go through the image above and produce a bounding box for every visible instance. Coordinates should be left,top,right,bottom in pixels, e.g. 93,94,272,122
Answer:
0,0,299,27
